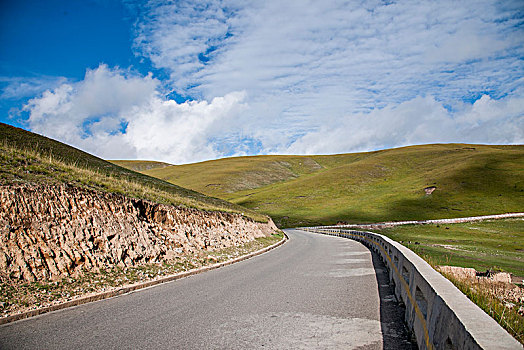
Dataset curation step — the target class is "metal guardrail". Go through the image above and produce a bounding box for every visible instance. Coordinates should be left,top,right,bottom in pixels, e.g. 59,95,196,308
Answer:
302,227,522,350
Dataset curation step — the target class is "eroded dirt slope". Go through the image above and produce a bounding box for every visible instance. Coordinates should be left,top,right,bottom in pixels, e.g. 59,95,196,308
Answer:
0,184,278,282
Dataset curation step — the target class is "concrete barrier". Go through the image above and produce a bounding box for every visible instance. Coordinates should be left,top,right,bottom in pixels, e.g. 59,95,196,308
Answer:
302,227,522,350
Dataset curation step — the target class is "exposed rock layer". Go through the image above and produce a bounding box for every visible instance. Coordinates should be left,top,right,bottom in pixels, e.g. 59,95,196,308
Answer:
0,184,278,282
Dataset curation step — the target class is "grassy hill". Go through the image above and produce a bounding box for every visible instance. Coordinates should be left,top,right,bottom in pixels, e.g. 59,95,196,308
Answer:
0,123,266,222
128,144,524,228
136,155,323,198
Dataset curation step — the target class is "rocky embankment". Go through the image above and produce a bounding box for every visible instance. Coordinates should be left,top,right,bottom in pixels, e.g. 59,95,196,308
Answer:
0,184,278,282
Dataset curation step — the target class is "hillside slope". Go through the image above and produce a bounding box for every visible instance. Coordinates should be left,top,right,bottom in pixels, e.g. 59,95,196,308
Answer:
132,144,524,227
0,123,264,222
0,123,277,283
137,155,323,199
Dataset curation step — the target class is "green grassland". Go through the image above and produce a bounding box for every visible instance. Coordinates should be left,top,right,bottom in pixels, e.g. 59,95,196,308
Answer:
139,155,323,198
130,144,523,228
378,219,524,276
377,218,524,343
0,123,266,222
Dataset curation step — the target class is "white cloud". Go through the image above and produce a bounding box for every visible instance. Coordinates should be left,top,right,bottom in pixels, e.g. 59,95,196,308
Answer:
285,94,524,155
23,64,523,164
123,91,247,162
0,76,68,100
23,64,247,163
25,65,158,154
125,0,523,159
134,0,523,105
133,0,231,94
21,1,524,163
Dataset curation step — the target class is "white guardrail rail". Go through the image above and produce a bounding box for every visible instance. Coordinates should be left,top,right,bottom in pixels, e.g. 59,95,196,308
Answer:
301,227,522,350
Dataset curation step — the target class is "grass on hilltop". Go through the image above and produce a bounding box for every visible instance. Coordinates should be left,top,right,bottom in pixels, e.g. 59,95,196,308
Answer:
139,155,323,197
0,123,266,222
128,143,524,228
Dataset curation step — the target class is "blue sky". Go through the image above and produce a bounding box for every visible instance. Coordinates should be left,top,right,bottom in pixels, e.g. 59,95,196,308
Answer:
1,0,523,164
0,1,141,115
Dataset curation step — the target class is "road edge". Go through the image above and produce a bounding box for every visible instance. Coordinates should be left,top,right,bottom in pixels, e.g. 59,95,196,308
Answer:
304,227,522,349
0,232,288,326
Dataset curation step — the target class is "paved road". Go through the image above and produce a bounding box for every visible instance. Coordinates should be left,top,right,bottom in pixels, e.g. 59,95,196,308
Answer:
0,229,415,349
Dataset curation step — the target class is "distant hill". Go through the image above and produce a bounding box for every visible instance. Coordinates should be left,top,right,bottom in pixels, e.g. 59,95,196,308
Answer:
0,123,265,222
138,155,323,198
131,144,524,227
111,160,172,172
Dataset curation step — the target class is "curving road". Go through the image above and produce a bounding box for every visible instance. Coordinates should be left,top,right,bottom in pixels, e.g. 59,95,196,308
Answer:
0,229,415,349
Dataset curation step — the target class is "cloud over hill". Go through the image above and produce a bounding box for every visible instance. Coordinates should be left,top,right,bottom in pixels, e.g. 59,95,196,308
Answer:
21,0,524,163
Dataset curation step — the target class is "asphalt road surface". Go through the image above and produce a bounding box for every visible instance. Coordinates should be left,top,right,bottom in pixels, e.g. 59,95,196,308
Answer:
0,229,416,349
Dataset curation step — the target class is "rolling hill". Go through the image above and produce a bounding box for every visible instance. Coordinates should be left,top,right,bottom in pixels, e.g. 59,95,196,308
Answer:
121,144,524,227
0,123,265,222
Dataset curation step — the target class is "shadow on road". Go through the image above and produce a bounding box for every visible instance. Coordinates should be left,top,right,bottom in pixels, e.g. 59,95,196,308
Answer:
370,251,418,350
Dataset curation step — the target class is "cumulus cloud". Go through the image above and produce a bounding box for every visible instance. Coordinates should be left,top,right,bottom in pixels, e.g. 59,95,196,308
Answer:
23,64,247,163
25,64,158,156
285,94,524,155
123,91,247,162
